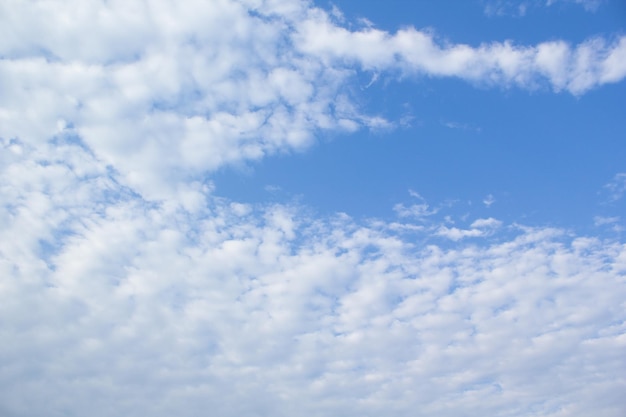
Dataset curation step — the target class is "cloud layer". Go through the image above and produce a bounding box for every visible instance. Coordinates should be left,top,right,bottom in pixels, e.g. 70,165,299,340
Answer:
1,1,626,416
2,141,626,416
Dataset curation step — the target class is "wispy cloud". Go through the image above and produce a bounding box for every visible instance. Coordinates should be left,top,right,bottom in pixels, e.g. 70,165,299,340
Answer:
593,215,623,232
484,0,605,16
547,0,605,12
394,202,437,218
483,0,531,17
442,120,482,132
603,173,626,202
594,215,620,226
394,191,439,219
436,217,503,240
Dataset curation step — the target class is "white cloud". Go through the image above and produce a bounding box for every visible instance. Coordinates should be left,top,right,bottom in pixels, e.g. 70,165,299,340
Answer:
437,226,486,240
294,10,626,94
594,216,623,232
442,120,482,132
604,173,626,202
393,203,437,218
436,217,502,241
483,1,531,17
470,217,503,228
547,0,605,12
1,1,626,416
485,0,605,16
409,189,424,199
1,0,625,200
0,0,363,199
594,216,620,226
394,192,444,219
1,151,625,415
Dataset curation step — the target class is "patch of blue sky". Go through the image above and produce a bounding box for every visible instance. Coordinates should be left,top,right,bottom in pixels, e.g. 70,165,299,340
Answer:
329,0,625,43
213,0,626,235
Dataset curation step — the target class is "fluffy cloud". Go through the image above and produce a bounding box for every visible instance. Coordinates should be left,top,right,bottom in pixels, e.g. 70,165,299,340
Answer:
2,1,626,416
296,19,626,93
1,0,363,199
2,0,626,199
1,143,626,416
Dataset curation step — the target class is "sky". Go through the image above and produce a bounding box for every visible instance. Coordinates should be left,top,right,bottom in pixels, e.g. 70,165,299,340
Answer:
0,0,625,416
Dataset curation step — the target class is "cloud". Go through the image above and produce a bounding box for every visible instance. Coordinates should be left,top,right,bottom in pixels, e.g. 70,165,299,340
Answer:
483,1,531,17
483,194,496,207
1,1,626,416
594,216,620,226
1,150,625,415
484,0,605,16
0,0,365,199
470,217,503,228
394,203,438,219
594,216,623,232
393,192,443,219
547,0,605,12
442,120,482,132
295,10,626,94
436,217,503,240
1,0,625,201
603,173,626,202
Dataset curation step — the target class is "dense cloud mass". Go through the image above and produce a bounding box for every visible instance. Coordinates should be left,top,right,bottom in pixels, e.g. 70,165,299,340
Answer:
2,141,626,417
1,0,625,416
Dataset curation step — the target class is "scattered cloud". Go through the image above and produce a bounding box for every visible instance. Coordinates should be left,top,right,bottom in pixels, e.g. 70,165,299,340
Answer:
485,0,605,16
2,152,625,415
1,1,625,416
362,72,380,89
471,217,503,228
409,189,425,199
483,194,496,207
594,215,620,226
547,0,605,12
329,3,345,22
1,0,624,200
436,217,503,240
394,202,437,218
603,173,626,202
483,0,531,17
442,120,482,133
394,191,438,218
265,184,282,193
593,216,624,232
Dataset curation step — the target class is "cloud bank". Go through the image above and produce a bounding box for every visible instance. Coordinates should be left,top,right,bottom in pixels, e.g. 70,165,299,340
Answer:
2,142,626,416
1,1,625,416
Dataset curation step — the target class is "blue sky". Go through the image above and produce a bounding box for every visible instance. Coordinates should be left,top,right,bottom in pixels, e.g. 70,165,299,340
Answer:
213,0,626,231
1,1,626,416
